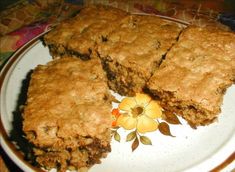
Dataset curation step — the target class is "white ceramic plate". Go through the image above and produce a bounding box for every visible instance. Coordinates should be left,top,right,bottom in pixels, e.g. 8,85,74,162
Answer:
1,33,235,172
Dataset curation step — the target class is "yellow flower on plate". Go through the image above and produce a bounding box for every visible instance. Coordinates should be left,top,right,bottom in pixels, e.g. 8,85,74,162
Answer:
117,93,162,133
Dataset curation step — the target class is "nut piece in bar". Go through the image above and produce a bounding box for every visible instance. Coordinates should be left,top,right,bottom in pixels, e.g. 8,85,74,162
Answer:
98,15,183,96
44,5,128,60
148,26,235,127
23,57,112,171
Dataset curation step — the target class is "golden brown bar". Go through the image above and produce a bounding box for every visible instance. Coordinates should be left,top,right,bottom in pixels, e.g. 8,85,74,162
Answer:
44,5,128,59
98,15,183,96
148,26,235,126
23,57,112,171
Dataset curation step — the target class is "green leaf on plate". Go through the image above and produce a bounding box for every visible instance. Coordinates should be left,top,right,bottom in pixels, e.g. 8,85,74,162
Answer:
140,135,152,145
114,131,121,142
126,130,136,142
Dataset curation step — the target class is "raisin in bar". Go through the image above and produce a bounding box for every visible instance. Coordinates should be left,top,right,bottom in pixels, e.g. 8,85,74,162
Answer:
23,57,112,171
43,5,128,60
148,26,235,127
98,15,183,96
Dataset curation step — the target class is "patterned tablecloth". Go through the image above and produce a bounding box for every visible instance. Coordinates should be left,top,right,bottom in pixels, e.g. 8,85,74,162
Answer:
0,0,235,171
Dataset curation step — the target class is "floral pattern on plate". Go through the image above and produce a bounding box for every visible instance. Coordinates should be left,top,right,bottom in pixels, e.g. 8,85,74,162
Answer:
111,93,181,151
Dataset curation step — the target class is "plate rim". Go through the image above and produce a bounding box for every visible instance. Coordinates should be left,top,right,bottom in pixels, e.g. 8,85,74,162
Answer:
0,34,47,172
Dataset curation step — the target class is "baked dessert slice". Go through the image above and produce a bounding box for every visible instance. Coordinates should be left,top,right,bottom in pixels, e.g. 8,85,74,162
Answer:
43,5,128,60
97,15,183,96
23,57,112,171
44,5,183,97
148,26,235,127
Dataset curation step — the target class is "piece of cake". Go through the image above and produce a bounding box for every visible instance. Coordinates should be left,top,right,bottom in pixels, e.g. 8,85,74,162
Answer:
148,26,235,127
97,15,183,96
23,57,112,171
43,5,128,59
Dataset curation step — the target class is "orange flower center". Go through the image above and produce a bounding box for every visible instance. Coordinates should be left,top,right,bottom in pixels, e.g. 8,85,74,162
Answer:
131,106,144,118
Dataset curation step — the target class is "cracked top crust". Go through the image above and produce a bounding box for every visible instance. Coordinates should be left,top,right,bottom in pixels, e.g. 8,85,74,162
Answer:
44,5,128,55
23,57,112,147
98,15,184,74
148,26,235,113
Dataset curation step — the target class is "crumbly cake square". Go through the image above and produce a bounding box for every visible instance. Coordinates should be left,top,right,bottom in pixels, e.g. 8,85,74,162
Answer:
44,5,128,60
148,26,235,126
97,15,183,96
23,57,112,171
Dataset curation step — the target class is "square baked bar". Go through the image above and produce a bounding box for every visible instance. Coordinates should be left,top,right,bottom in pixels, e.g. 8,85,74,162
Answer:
23,57,112,171
44,5,128,60
97,15,183,96
148,26,235,127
